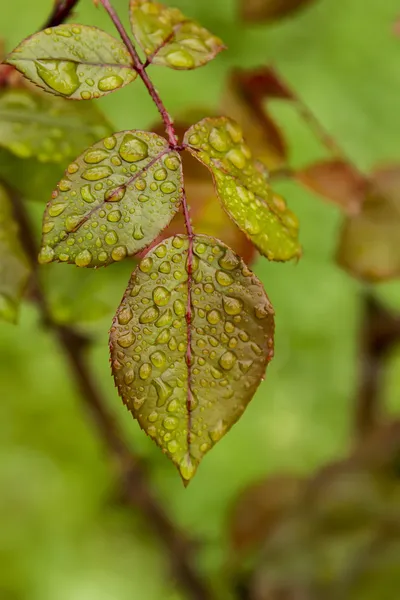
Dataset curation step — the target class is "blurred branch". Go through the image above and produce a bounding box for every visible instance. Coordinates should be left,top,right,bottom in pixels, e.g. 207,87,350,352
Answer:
42,0,80,28
355,293,400,440
5,180,216,600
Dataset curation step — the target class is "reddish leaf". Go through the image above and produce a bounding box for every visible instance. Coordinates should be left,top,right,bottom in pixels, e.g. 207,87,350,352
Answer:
297,160,367,214
240,0,318,23
337,165,400,282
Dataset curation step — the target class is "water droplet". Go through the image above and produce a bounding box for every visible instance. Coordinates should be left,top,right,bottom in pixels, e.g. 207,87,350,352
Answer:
139,306,159,323
209,127,230,152
152,286,171,306
82,166,113,181
210,419,226,442
226,120,243,144
168,440,179,454
111,246,127,261
154,167,167,181
105,186,126,202
166,49,195,68
118,331,136,348
173,299,186,317
207,309,221,324
219,350,236,370
139,363,152,380
139,257,153,272
119,134,148,162
155,309,173,328
195,242,206,254
48,202,67,217
255,302,272,319
98,74,124,91
156,329,170,344
250,342,262,356
245,217,261,235
133,224,144,240
164,155,180,171
216,270,233,286
124,369,135,384
38,245,54,264
107,210,122,223
211,366,223,379
239,360,253,373
153,378,173,405
105,231,118,245
148,411,158,423
80,184,95,203
118,307,133,325
167,399,179,413
58,179,71,192
163,416,178,430
84,148,108,164
65,214,81,232
103,136,117,150
35,59,80,96
160,181,177,194
223,296,243,316
151,351,166,368
42,221,54,234
75,249,92,267
159,261,171,274
226,148,247,169
179,455,196,482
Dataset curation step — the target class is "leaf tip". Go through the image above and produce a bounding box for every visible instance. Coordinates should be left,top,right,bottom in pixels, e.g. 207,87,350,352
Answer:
178,454,198,486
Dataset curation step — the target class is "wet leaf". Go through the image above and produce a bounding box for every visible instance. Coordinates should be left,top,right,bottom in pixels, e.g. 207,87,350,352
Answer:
38,130,183,267
297,160,366,215
337,165,400,281
129,0,225,70
184,117,301,261
230,475,304,553
222,70,288,170
0,184,30,323
110,234,274,484
0,88,111,164
240,0,317,23
5,24,136,99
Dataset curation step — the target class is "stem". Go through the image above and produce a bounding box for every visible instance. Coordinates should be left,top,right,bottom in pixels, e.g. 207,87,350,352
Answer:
4,183,215,600
99,0,178,146
42,0,80,28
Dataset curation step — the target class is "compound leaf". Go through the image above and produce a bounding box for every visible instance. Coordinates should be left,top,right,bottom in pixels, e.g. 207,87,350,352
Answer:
337,165,400,281
0,184,30,323
129,0,225,70
5,24,136,99
110,234,274,484
0,88,111,164
39,131,183,267
184,117,301,261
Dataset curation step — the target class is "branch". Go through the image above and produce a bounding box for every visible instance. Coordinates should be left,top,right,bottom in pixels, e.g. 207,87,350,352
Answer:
355,293,400,440
5,182,216,600
42,0,80,28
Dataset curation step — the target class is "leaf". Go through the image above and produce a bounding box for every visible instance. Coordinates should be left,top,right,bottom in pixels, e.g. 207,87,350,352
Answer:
5,24,136,99
110,234,274,484
240,0,317,23
337,165,400,281
0,184,30,323
184,117,301,261
229,475,304,553
38,130,183,267
0,87,111,163
221,70,289,170
129,0,225,70
297,159,367,215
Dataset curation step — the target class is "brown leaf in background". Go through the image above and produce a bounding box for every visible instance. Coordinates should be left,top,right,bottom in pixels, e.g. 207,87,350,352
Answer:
229,475,304,553
240,0,317,23
297,160,367,215
337,165,400,282
221,70,289,170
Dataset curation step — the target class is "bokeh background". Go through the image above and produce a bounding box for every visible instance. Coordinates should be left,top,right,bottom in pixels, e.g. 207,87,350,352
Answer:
1,0,400,598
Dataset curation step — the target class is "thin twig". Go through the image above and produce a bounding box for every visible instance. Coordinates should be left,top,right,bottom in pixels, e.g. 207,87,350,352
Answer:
355,293,400,440
4,180,215,600
42,0,80,29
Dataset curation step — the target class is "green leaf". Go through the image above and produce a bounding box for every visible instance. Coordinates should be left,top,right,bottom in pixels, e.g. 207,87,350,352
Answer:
110,234,274,484
184,117,301,261
0,184,30,323
39,131,183,267
0,88,111,163
5,24,136,99
129,0,225,70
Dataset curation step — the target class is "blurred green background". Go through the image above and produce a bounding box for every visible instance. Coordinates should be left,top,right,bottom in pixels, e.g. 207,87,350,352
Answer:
1,0,400,598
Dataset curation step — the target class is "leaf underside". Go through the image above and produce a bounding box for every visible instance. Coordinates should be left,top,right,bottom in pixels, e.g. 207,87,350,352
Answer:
130,0,225,69
38,130,183,267
0,88,111,164
241,0,317,23
5,24,136,99
110,234,274,484
0,184,30,323
184,116,301,261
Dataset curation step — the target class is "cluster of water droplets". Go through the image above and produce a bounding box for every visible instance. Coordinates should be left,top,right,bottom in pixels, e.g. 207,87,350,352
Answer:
39,131,183,267
110,234,274,483
8,24,136,99
131,1,224,70
185,117,301,262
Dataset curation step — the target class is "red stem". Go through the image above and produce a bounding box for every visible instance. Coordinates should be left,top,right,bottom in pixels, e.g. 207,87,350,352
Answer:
182,190,194,458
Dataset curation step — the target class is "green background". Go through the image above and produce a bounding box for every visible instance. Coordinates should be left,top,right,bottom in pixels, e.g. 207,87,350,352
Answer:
1,0,400,598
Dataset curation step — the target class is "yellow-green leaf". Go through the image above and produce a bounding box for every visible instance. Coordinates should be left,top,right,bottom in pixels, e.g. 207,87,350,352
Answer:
5,25,136,99
0,88,111,163
110,234,274,484
39,131,183,268
184,117,301,261
0,184,30,323
129,0,225,69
